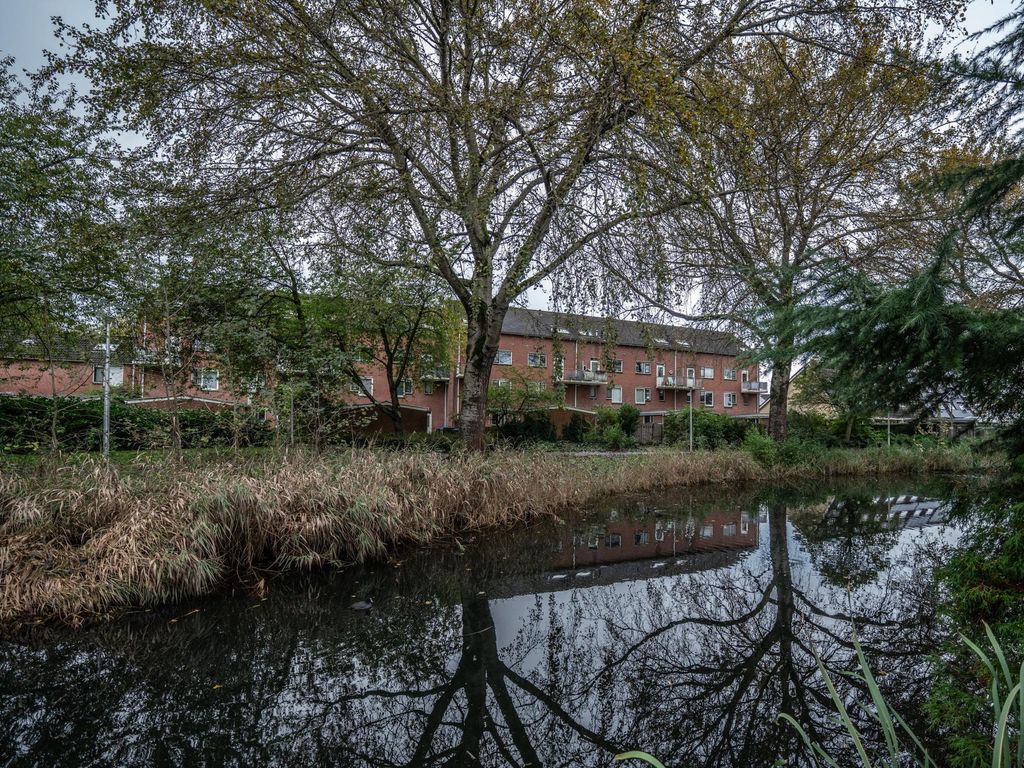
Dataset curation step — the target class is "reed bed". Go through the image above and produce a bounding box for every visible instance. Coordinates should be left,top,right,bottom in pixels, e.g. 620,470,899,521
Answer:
0,444,996,626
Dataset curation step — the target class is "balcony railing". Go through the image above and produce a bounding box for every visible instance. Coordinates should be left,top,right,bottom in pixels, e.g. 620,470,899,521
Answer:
656,375,698,390
558,368,609,384
420,369,451,382
741,381,769,394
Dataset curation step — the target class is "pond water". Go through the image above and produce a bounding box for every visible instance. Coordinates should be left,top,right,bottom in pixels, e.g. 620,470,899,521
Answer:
0,476,976,767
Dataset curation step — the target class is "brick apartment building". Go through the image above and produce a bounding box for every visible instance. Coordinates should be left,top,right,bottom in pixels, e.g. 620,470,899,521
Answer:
0,308,764,432
0,336,244,410
349,308,765,431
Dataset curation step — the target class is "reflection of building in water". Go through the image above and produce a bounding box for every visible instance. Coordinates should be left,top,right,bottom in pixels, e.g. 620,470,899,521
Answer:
552,509,758,571
822,495,949,530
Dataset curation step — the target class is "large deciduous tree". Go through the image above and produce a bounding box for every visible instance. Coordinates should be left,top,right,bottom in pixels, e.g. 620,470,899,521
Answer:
0,59,120,333
53,0,952,448
607,33,949,440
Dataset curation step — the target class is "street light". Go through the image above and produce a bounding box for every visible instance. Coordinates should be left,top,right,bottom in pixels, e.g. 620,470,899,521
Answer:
102,318,111,461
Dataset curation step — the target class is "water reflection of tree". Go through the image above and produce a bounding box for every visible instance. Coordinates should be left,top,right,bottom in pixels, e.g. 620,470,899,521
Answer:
0,485,950,767
584,500,943,767
791,494,902,588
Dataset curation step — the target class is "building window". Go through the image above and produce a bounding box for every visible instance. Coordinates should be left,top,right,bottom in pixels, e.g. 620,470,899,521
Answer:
643,414,655,424
349,376,374,396
635,361,651,375
607,384,623,404
723,367,737,380
655,522,666,541
634,530,649,546
611,359,624,373
529,380,546,392
700,366,715,379
589,358,600,371
424,380,435,395
93,365,124,386
635,387,651,404
658,389,665,402
193,369,220,391
686,366,695,381
700,390,714,407
588,534,600,549
528,352,547,368
723,523,737,537
398,379,414,397
700,524,714,539
589,385,597,399
741,512,750,534
493,379,511,389
741,369,750,383
496,349,513,365
724,392,736,408
605,533,622,548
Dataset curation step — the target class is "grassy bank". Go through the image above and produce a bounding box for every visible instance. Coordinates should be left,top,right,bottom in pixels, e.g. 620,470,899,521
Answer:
0,443,999,627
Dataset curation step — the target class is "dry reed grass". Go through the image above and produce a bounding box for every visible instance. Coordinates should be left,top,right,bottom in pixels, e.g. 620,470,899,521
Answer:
0,444,996,627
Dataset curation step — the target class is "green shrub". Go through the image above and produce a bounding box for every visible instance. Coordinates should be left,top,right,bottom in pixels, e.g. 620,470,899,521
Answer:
664,408,750,449
742,427,777,466
496,410,556,444
563,413,589,443
0,395,272,453
600,424,631,451
618,404,641,437
594,406,619,431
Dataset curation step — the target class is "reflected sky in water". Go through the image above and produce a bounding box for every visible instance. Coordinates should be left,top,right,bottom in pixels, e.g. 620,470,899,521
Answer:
0,476,969,767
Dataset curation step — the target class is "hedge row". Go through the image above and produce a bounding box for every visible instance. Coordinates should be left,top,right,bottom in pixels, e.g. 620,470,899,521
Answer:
0,395,273,453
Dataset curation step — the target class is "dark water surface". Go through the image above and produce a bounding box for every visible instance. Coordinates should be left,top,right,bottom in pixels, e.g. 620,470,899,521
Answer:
1,476,973,767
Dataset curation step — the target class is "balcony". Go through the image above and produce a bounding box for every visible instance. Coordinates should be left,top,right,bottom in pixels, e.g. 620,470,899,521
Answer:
558,368,609,384
656,375,697,390
741,381,768,394
420,369,452,382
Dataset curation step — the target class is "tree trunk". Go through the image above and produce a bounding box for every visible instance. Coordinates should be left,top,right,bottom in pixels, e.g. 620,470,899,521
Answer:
767,356,792,442
458,307,504,451
844,414,855,443
387,395,405,437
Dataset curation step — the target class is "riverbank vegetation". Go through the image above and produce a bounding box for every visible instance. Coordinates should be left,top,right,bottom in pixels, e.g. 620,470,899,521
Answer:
0,442,997,628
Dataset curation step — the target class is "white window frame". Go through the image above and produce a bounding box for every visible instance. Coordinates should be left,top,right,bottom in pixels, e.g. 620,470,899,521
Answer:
349,376,374,396
686,366,695,381
496,349,513,365
634,387,651,404
611,359,624,373
723,523,737,537
589,358,600,372
493,379,511,389
635,360,651,375
656,362,665,378
700,524,714,539
741,369,750,383
93,365,124,386
527,351,547,368
398,378,414,397
723,367,737,381
423,380,435,395
193,368,220,391
634,530,649,546
529,380,546,393
700,390,714,407
724,392,736,408
700,366,715,379
608,384,623,404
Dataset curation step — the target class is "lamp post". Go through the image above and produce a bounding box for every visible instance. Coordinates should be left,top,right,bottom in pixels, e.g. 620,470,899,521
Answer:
102,318,111,461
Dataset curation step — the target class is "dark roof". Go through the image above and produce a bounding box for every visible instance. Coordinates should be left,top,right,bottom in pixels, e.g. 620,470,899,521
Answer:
500,307,743,356
0,335,139,365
